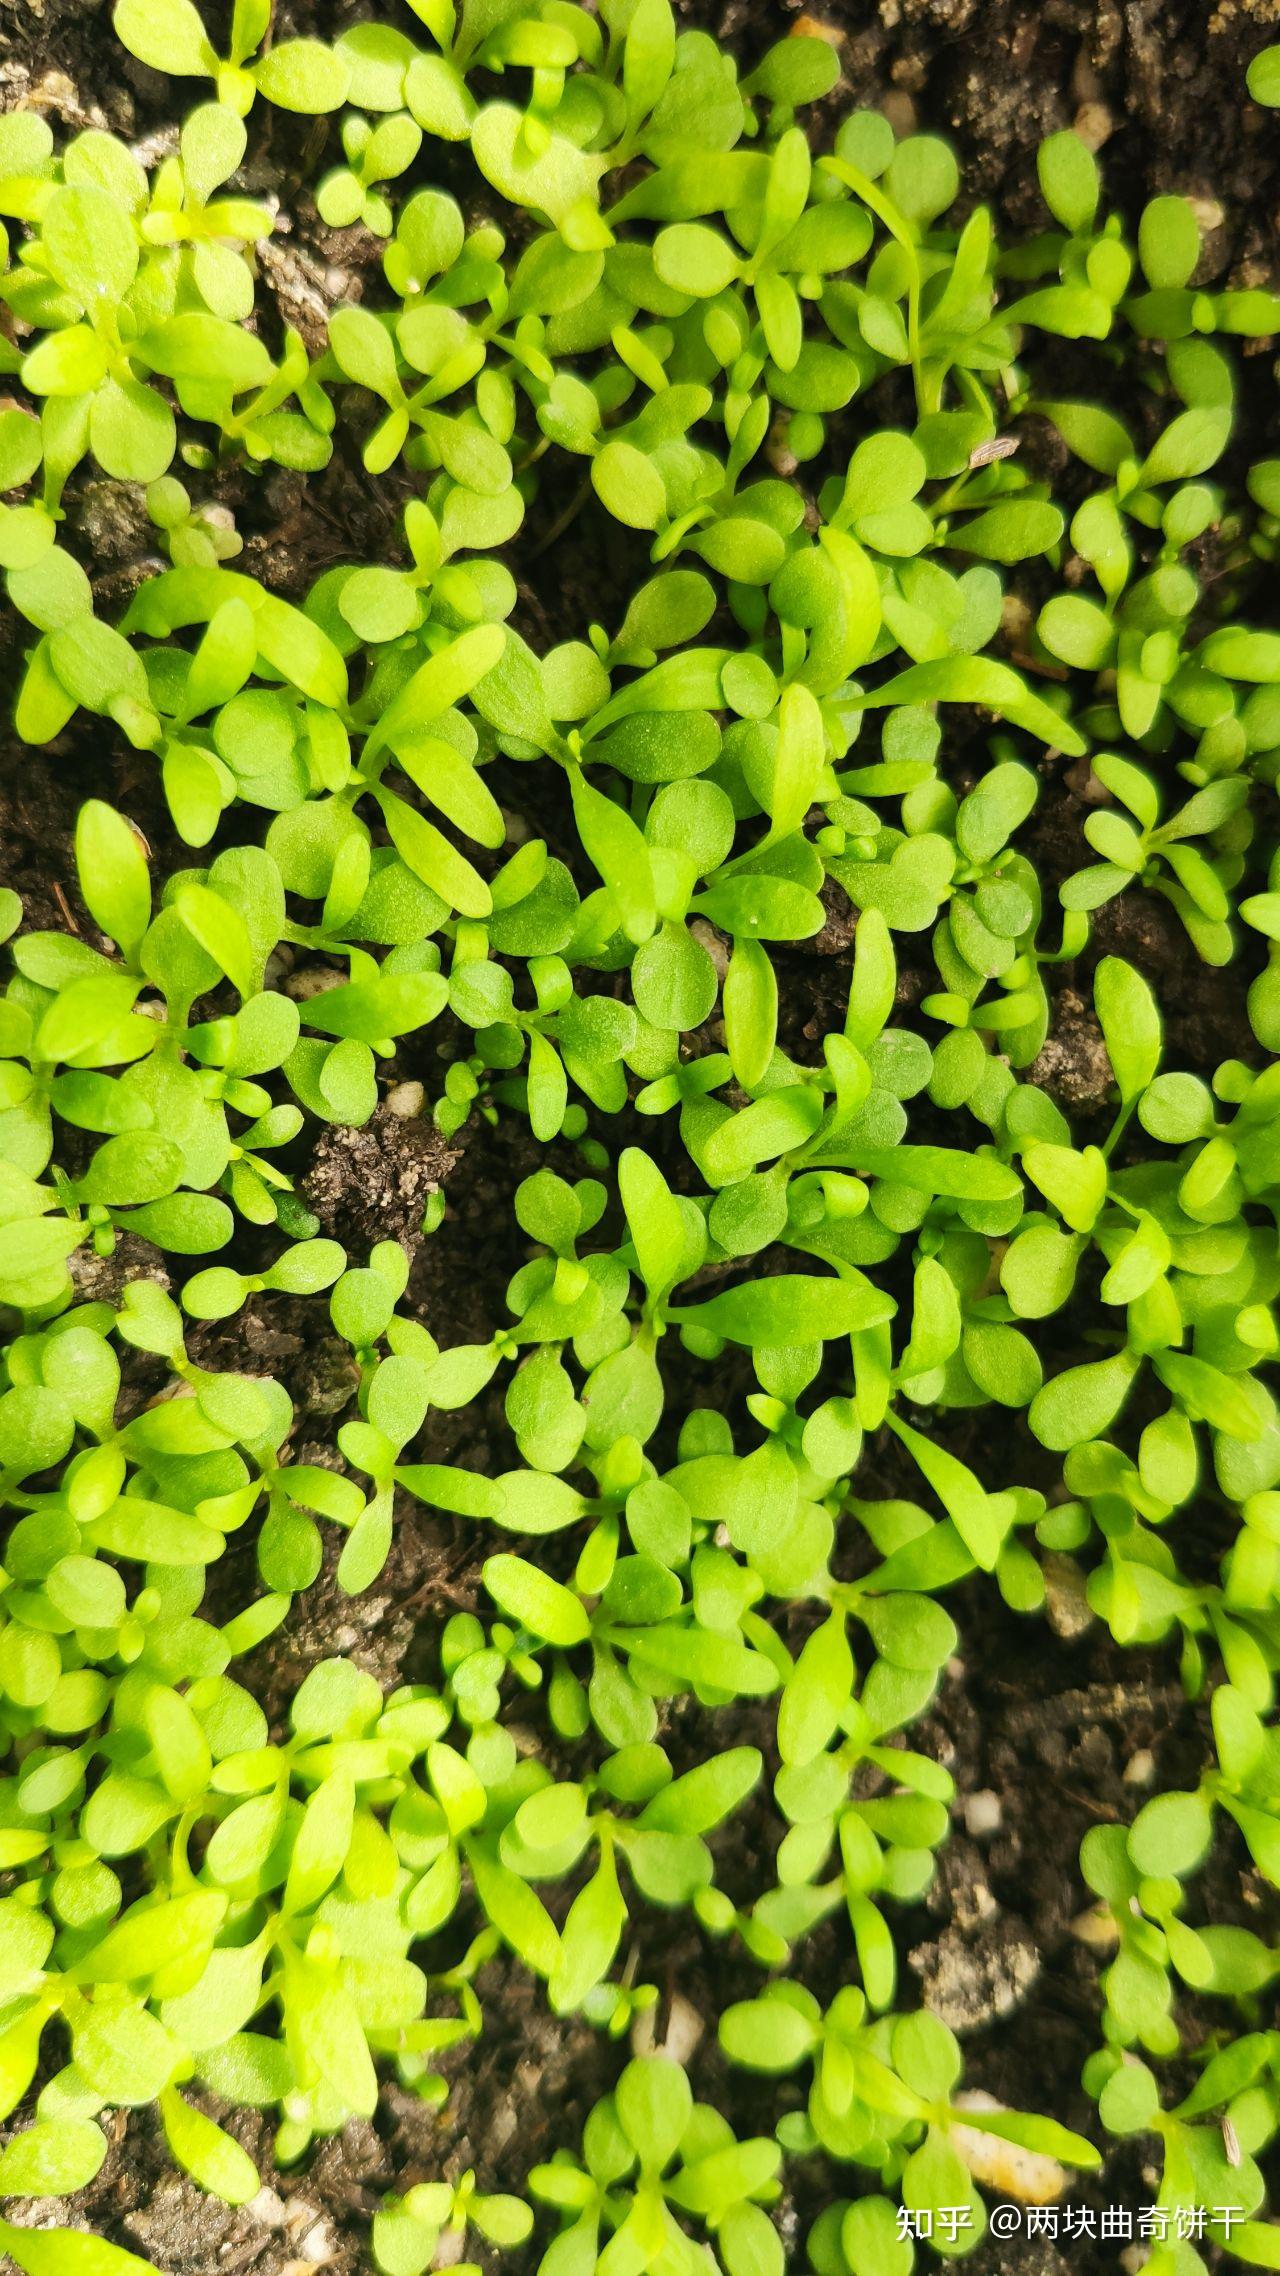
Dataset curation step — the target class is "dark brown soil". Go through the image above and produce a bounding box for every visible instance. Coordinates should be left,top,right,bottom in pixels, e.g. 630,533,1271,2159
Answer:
3,3,1280,2274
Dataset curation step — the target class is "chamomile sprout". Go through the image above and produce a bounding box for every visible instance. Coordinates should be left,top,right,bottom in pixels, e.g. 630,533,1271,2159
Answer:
0,3,1278,2271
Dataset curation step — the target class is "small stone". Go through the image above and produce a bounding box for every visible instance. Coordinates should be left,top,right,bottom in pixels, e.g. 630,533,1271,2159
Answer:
284,965,346,1001
766,419,799,478
1188,195,1225,236
963,1789,1002,1839
1123,1748,1156,1787
32,68,88,119
791,14,844,50
1070,1901,1120,1952
951,2092,1067,2203
1066,756,1111,805
487,2094,518,2156
386,1080,425,1119
298,2220,334,2264
1001,593,1033,646
1042,1552,1096,1640
248,2188,286,2228
632,1992,704,2067
689,919,729,981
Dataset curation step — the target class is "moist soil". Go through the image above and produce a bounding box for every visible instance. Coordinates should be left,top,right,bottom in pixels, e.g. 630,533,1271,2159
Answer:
3,3,1280,2273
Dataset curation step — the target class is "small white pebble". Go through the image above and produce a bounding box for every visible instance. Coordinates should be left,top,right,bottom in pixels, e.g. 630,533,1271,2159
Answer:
488,2096,518,2155
632,1992,705,2067
1067,757,1112,805
1001,593,1033,645
1070,1902,1120,1952
299,2221,333,2265
766,431,799,479
433,2227,467,2269
1043,1554,1095,1641
247,2189,286,2229
963,1790,1002,1840
1120,2248,1150,2275
284,966,345,1001
689,919,729,981
1123,1748,1156,1787
386,1080,425,1119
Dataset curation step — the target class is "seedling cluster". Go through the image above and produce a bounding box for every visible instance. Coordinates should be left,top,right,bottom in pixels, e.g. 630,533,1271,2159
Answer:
1,8,1279,2273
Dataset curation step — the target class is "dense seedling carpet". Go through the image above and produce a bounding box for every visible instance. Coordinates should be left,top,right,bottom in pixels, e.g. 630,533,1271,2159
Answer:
0,8,1279,2273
